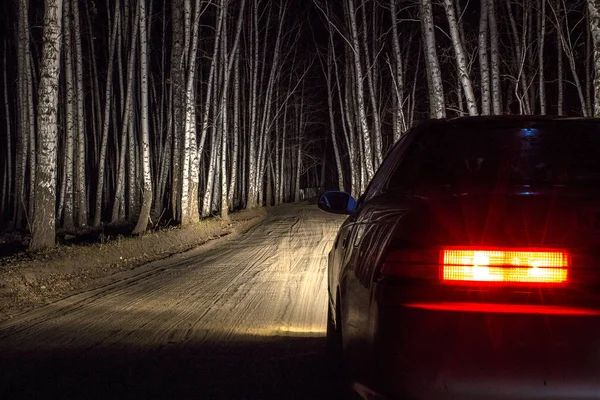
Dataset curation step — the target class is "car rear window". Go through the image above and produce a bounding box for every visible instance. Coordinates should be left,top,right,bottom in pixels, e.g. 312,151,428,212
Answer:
388,121,600,190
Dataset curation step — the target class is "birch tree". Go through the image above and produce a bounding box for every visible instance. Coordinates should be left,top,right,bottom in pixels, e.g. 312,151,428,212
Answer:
181,0,204,224
537,0,547,114
30,0,63,250
479,0,491,115
390,0,407,138
489,0,502,114
62,0,75,229
420,0,446,118
346,0,375,180
442,0,478,116
72,0,88,226
132,0,153,234
591,0,600,116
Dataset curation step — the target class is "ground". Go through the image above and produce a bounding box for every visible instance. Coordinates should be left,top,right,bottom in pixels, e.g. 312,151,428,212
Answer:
0,207,266,323
0,202,347,400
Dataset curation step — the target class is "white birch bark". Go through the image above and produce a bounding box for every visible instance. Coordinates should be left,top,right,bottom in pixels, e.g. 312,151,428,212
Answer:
63,0,75,229
72,0,88,226
442,0,478,116
557,0,564,115
359,1,383,167
180,0,193,223
15,0,29,227
27,53,36,224
420,0,446,118
247,0,259,208
294,103,303,203
181,0,203,224
133,0,153,234
390,0,407,139
202,65,221,217
170,0,184,221
228,45,240,209
537,0,546,114
587,7,594,116
220,3,230,220
489,0,502,114
479,0,491,115
347,0,375,182
31,0,63,250
220,78,229,219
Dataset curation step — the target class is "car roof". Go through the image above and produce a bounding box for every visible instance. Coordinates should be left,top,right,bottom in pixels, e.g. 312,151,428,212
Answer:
409,115,600,132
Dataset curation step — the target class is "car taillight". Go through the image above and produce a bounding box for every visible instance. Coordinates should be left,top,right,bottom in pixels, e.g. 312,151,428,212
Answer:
379,247,570,285
442,248,570,284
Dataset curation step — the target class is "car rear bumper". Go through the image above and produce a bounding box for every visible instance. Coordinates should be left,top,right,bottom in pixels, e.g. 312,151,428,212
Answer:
353,283,600,400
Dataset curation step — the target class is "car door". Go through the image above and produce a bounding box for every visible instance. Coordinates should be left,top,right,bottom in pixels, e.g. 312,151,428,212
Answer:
338,134,414,357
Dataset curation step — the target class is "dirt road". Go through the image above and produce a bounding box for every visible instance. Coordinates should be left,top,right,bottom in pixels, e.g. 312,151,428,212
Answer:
0,203,347,400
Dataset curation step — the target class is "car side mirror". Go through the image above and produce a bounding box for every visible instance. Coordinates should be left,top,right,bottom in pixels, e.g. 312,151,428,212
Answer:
317,191,356,215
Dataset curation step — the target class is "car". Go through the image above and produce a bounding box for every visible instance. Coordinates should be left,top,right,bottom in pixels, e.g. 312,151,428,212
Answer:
318,116,600,400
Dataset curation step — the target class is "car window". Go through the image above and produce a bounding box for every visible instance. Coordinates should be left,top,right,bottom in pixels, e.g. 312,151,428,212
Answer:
362,133,413,202
385,121,600,192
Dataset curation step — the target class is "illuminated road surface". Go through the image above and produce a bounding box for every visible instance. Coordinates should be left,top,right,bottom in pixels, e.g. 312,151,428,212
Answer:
0,203,346,400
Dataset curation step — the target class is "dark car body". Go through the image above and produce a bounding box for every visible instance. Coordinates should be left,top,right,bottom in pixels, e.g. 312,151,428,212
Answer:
320,116,600,400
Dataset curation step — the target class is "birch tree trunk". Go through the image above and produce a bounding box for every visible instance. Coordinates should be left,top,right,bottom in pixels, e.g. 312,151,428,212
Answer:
30,0,63,250
181,0,203,224
133,0,152,234
198,0,225,216
228,45,240,209
442,0,478,116
27,51,36,225
170,0,184,221
479,0,491,115
587,7,594,116
346,0,375,181
15,0,31,228
359,2,383,167
590,0,600,116
557,0,564,115
247,0,260,208
390,0,407,139
62,0,75,229
420,0,446,118
72,0,88,227
294,111,302,202
489,0,502,114
220,83,229,220
537,0,546,114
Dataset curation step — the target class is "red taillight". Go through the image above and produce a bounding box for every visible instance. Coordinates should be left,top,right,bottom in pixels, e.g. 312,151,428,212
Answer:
379,247,570,285
442,248,570,284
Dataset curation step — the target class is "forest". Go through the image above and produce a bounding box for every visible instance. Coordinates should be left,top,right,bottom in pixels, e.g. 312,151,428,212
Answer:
1,0,600,249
